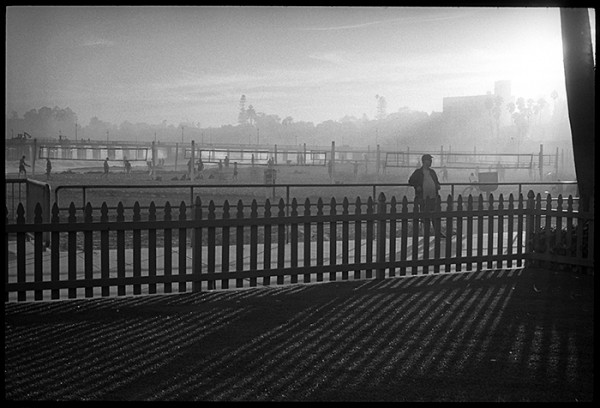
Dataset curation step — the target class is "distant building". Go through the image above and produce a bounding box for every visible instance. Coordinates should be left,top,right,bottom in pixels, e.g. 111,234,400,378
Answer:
442,80,514,127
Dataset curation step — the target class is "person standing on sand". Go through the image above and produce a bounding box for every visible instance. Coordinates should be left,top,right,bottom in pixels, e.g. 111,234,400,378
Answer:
408,154,444,238
232,162,238,181
19,155,30,178
103,157,109,178
46,158,52,180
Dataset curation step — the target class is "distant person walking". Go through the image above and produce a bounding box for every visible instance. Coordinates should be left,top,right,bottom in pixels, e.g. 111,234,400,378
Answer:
441,165,448,182
232,162,238,181
18,155,30,178
46,158,52,180
197,158,204,179
187,158,194,179
408,154,444,238
103,157,109,178
124,159,132,175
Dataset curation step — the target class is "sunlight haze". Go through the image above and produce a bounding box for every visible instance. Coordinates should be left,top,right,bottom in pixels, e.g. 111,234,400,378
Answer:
5,6,593,128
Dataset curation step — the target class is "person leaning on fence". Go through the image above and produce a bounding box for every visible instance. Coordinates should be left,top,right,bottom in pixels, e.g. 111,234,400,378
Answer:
408,154,445,238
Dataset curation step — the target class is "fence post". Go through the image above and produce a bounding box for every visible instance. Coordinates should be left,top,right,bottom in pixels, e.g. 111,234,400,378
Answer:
376,192,387,279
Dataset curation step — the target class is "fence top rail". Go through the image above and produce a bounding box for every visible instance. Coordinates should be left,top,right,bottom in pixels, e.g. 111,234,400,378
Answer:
51,180,578,191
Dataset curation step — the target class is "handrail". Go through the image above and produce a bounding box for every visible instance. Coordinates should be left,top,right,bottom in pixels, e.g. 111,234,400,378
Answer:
52,181,579,212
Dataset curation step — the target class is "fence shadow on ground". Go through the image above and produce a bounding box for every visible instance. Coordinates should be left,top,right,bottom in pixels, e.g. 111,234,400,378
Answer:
4,268,593,402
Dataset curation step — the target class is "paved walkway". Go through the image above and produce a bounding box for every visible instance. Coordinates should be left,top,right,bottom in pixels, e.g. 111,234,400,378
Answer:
5,267,594,401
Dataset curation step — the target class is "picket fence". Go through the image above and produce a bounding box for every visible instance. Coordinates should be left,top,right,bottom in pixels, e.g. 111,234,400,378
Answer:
5,191,594,302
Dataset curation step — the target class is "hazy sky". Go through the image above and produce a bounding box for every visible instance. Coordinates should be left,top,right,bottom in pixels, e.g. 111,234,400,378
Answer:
5,6,595,128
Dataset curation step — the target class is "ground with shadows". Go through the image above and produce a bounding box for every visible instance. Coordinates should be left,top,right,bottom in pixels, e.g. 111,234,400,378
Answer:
4,268,594,402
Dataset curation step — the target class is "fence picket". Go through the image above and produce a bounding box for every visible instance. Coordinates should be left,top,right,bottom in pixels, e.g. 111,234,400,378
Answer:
178,201,188,293
487,194,495,269
389,196,397,278
290,198,299,284
516,193,524,268
411,198,419,276
263,199,272,286
476,194,484,271
422,198,431,275
68,202,78,299
506,194,514,268
341,197,349,280
164,202,173,293
497,195,504,269
133,202,142,295
100,202,109,296
375,193,386,279
16,204,26,301
278,198,286,285
207,201,215,290
456,195,463,272
400,196,408,277
544,194,553,264
148,202,157,294
365,196,374,279
221,200,230,290
34,203,44,301
465,195,473,271
354,197,362,279
250,200,258,287
84,203,94,298
316,198,324,282
566,195,574,251
445,195,453,273
236,200,245,288
192,197,203,292
304,198,311,283
433,196,442,274
329,197,337,282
